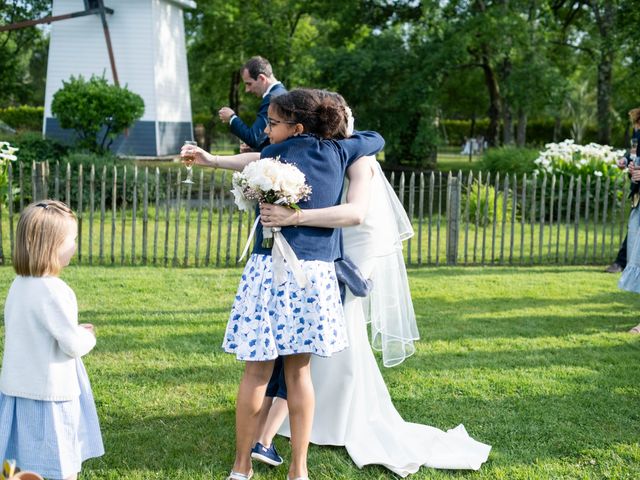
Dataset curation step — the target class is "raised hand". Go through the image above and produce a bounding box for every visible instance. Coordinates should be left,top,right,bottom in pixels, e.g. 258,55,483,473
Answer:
218,107,236,123
180,144,218,168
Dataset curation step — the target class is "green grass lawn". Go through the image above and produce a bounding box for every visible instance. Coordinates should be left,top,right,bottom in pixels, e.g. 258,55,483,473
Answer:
0,207,627,269
0,266,638,479
435,153,485,173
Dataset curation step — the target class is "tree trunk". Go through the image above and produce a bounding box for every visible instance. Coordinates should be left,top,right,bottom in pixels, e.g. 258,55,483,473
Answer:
228,69,241,113
469,112,476,162
596,53,613,145
481,56,501,147
500,57,513,145
593,1,615,145
553,115,562,142
503,101,514,145
516,108,527,146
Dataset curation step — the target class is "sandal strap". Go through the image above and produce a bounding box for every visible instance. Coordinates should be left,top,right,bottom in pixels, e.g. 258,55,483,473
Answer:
226,470,253,480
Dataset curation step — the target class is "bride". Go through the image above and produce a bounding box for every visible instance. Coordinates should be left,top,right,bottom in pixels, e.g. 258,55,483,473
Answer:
259,153,491,476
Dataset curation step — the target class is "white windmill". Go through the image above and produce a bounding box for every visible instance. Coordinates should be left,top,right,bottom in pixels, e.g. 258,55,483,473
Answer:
2,0,196,156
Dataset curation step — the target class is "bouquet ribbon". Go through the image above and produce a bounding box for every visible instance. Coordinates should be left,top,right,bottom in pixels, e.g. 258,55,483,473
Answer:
239,215,309,289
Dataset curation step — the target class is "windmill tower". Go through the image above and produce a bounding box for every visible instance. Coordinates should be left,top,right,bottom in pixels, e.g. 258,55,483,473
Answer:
36,0,196,156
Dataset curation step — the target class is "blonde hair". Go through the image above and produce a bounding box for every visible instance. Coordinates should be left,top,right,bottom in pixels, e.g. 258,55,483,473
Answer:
13,200,77,277
629,108,640,126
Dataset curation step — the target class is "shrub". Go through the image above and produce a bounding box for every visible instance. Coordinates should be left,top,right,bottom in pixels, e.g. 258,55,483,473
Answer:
464,181,509,226
0,105,44,131
9,131,68,164
51,75,144,153
479,146,539,175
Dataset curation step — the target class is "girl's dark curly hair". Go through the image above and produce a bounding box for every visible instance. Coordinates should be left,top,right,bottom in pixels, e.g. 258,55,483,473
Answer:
270,88,349,139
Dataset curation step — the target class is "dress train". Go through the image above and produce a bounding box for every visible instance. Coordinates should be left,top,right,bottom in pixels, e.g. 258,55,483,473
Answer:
279,161,491,476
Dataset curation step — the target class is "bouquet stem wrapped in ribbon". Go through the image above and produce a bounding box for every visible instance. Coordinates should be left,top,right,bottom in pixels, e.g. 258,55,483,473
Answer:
232,157,312,287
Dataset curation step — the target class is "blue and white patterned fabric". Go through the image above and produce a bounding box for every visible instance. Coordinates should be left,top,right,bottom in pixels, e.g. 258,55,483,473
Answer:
223,254,348,361
0,359,104,480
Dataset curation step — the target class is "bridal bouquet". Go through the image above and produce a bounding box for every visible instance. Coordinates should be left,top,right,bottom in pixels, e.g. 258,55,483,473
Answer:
231,157,311,247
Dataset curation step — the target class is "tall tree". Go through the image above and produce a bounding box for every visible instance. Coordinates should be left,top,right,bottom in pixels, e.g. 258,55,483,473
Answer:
0,0,50,106
551,0,634,145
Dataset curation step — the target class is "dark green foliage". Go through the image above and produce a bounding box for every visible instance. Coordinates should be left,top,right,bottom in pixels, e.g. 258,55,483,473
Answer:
51,75,144,153
479,147,539,175
443,119,627,148
8,131,68,163
442,119,491,147
0,106,44,132
0,1,50,107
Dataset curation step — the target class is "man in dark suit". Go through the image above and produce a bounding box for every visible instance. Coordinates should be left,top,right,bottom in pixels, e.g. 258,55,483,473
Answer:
218,56,287,152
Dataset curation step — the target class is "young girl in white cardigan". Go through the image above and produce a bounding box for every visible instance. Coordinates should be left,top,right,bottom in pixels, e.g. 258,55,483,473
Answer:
0,200,104,480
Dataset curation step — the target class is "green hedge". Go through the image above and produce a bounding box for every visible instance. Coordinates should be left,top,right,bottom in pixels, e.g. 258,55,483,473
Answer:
7,131,69,164
479,146,539,175
0,106,44,132
442,119,627,148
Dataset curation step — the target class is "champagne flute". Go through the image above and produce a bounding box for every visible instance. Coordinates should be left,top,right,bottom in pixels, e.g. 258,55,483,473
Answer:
631,138,639,166
182,140,197,184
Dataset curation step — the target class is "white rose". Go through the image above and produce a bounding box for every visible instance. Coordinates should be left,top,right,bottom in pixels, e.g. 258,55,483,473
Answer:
230,185,255,211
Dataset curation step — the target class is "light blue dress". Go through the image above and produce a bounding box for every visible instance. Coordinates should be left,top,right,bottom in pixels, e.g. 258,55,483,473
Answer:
619,207,640,292
0,359,104,480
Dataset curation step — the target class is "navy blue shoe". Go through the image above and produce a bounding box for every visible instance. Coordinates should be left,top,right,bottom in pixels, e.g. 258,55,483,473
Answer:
250,442,283,466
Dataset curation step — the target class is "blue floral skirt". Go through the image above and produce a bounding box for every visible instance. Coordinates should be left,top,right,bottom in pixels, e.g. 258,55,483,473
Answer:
223,254,348,361
0,359,104,480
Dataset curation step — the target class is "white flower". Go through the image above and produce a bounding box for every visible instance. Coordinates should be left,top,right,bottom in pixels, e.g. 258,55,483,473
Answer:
535,139,627,177
0,141,18,162
229,157,311,212
230,184,255,211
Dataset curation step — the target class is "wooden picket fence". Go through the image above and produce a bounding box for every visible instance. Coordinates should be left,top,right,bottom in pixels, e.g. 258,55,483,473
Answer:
0,161,631,267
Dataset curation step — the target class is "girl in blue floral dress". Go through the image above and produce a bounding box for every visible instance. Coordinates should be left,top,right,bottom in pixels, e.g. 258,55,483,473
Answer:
183,89,384,480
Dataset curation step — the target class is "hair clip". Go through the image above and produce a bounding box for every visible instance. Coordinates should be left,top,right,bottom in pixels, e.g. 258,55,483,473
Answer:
35,202,49,209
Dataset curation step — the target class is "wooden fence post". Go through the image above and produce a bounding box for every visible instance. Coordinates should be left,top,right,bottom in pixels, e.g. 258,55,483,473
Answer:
33,161,48,201
446,175,460,265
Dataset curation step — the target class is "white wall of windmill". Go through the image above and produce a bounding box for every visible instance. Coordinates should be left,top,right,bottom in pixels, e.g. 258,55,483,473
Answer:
152,0,194,156
43,0,195,156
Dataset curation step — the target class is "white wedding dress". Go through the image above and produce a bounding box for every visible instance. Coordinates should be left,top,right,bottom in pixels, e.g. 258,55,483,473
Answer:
279,161,491,476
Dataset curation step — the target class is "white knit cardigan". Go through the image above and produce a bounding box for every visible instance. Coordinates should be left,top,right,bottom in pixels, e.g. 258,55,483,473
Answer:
0,276,96,401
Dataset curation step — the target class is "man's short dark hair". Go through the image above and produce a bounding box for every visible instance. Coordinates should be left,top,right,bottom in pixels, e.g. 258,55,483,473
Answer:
243,56,273,80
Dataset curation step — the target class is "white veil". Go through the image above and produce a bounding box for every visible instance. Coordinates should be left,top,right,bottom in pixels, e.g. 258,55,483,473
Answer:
344,160,419,367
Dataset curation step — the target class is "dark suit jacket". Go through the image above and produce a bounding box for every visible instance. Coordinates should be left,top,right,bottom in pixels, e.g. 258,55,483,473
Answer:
230,83,287,151
626,128,640,197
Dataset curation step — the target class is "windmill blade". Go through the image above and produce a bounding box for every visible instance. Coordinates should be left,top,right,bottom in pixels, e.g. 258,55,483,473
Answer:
0,2,119,87
0,6,114,32
96,0,119,86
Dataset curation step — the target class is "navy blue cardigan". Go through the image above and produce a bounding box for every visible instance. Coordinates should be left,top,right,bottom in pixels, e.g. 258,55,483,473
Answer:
252,131,385,262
